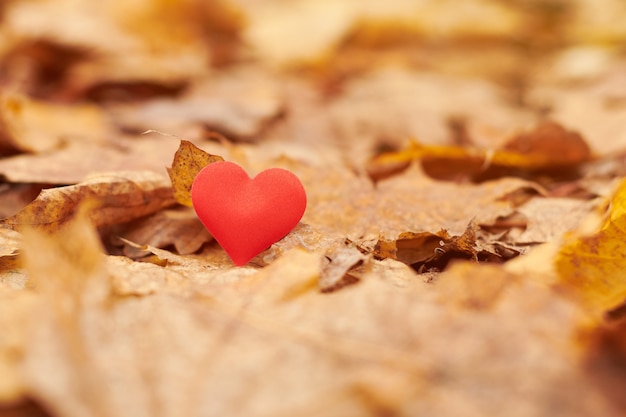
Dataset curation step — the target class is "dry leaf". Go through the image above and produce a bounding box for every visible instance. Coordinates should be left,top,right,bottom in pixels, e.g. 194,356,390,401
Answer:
528,63,626,156
584,320,626,410
319,245,367,292
0,289,35,403
0,136,185,184
241,0,522,67
500,121,592,167
369,121,593,182
106,255,187,297
1,0,213,91
167,140,224,207
0,93,111,154
113,207,212,257
512,197,600,244
330,68,534,170
1,171,175,232
0,228,21,258
374,221,517,273
115,68,284,141
371,165,537,238
1,1,626,416
556,178,626,317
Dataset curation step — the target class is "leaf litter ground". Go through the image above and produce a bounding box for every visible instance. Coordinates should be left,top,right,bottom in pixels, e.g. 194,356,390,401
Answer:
2,1,626,416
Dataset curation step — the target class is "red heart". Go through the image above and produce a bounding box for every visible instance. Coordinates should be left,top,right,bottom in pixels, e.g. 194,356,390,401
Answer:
191,161,307,265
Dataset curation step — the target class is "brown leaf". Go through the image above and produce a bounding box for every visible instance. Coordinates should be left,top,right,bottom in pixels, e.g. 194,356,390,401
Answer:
371,164,536,238
3,209,613,417
585,321,626,410
331,68,534,171
374,222,516,273
0,184,44,219
0,136,184,184
502,121,591,167
0,228,21,258
0,93,111,154
437,262,513,310
511,197,599,244
368,121,593,182
115,68,284,142
319,246,367,292
0,289,35,403
106,255,187,297
18,204,122,417
113,207,212,257
167,140,224,207
1,171,175,232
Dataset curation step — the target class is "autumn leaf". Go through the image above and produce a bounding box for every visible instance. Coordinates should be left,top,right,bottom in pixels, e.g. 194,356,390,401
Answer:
167,140,224,207
1,171,175,232
374,222,518,273
0,93,111,154
319,245,367,292
2,0,626,416
555,178,626,318
368,121,593,182
0,228,21,258
113,207,212,257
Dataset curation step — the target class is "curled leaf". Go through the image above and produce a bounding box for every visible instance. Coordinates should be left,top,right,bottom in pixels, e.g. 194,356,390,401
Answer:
375,222,519,273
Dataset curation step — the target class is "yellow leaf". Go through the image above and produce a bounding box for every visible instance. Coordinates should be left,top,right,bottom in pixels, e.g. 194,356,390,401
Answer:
555,178,626,317
166,140,224,207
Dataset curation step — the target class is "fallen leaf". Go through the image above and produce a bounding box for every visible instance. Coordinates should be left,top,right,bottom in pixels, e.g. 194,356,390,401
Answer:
1,171,175,232
556,178,626,317
106,255,187,297
319,245,367,292
167,140,224,207
241,0,522,67
512,197,600,244
1,0,213,92
374,222,518,273
1,1,626,416
0,136,187,184
114,68,284,142
112,207,212,257
584,320,626,410
0,183,44,218
369,121,593,182
0,288,35,403
330,68,534,170
371,165,536,238
0,93,112,154
0,228,21,258
0,257,27,291
436,261,513,310
528,62,626,156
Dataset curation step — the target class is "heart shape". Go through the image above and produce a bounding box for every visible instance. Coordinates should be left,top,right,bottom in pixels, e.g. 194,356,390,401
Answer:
191,161,307,265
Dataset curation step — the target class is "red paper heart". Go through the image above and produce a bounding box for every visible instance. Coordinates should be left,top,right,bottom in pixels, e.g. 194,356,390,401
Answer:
191,161,307,265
